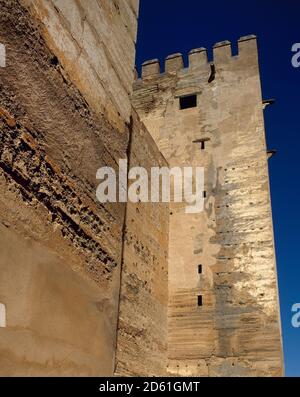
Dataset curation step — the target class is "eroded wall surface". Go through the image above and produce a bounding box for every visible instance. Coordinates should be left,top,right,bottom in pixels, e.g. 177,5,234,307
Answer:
115,111,169,376
133,36,284,376
21,0,139,129
0,0,139,375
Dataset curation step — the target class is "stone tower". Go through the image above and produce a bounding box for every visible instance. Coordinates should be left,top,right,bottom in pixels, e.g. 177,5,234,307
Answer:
0,0,284,377
132,35,284,376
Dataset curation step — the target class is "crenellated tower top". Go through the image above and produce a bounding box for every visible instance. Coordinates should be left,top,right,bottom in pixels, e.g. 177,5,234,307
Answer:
136,35,258,80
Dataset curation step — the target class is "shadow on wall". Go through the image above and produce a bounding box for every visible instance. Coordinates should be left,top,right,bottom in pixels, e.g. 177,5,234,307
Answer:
0,224,115,376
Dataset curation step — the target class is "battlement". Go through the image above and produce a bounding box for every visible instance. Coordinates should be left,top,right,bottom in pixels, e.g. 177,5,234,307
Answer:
138,35,258,80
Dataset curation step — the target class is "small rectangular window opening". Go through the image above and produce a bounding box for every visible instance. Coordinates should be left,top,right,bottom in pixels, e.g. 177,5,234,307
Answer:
198,265,202,274
180,95,197,110
203,191,207,198
198,295,203,307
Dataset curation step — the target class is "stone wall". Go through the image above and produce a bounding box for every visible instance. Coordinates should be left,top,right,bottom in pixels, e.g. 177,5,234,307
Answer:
21,0,139,129
0,0,168,377
0,224,115,376
133,36,284,376
0,0,139,375
115,111,169,376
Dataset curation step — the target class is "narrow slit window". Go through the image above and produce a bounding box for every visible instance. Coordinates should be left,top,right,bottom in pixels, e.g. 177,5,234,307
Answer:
179,95,197,110
201,141,205,150
198,265,202,274
198,295,203,307
203,191,207,198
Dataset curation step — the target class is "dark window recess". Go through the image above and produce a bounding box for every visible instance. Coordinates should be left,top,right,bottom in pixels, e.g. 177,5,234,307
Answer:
203,191,207,198
208,63,216,83
198,295,203,307
50,56,59,66
180,95,197,110
198,265,202,274
193,138,210,150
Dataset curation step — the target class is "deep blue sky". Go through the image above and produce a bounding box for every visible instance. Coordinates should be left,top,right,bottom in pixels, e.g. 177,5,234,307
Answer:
136,0,300,377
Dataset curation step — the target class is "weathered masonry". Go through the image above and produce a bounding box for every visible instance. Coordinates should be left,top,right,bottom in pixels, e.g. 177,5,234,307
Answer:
133,37,283,376
0,0,283,377
0,0,167,376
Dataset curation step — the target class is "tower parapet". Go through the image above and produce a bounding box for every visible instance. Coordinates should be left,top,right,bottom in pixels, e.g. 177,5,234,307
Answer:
138,35,258,81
